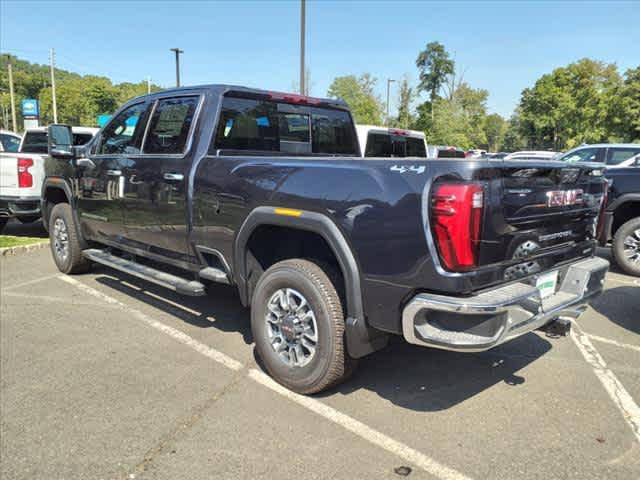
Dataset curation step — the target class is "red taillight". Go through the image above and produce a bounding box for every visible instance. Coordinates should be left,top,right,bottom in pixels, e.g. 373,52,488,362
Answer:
431,183,484,271
17,158,34,188
267,91,322,105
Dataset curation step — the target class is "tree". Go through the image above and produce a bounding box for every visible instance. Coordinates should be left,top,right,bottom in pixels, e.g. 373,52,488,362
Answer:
607,66,640,142
484,113,507,151
327,74,384,124
517,58,622,149
392,77,415,129
415,42,454,108
502,113,526,152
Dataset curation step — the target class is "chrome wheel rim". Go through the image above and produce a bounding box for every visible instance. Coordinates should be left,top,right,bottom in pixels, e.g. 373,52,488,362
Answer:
53,217,69,263
265,288,318,368
623,229,640,265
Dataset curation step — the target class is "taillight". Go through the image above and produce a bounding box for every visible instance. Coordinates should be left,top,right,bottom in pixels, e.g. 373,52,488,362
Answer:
431,182,484,271
17,158,34,188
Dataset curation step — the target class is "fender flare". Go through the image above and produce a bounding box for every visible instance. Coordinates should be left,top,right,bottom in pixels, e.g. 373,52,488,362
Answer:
41,177,78,231
607,193,640,213
234,206,387,358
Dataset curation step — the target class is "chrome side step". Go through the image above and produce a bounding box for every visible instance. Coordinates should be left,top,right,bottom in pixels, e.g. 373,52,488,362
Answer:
198,267,230,285
82,249,206,296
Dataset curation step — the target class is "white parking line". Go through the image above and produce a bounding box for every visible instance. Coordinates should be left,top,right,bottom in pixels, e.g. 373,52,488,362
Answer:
58,275,243,371
58,274,473,480
249,369,473,480
570,331,640,442
585,333,640,353
2,273,60,292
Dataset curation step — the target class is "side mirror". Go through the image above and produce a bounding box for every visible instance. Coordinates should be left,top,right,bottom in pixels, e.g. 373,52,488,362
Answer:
47,124,75,159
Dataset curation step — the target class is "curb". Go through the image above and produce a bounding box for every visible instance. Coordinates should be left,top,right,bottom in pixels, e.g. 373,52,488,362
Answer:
0,241,50,257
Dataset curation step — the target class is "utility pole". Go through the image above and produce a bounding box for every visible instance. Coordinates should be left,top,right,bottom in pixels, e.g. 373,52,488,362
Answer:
299,0,306,95
6,55,17,132
49,48,58,123
147,76,151,94
170,48,184,87
386,78,395,126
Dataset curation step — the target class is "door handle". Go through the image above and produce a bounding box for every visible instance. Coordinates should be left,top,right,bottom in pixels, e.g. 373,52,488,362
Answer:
163,173,184,181
76,157,95,169
106,169,122,176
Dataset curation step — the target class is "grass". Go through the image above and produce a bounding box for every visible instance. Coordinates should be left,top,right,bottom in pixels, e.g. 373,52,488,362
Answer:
0,236,49,248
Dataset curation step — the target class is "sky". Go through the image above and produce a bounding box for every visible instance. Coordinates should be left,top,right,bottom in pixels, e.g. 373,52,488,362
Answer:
1,0,639,118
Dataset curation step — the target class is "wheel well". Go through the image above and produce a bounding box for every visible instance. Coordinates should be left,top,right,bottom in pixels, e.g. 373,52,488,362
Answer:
43,186,70,228
612,202,640,237
245,225,345,305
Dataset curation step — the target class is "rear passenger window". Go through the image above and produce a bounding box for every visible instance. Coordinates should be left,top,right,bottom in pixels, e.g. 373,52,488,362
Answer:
212,95,358,156
144,96,199,154
607,148,640,166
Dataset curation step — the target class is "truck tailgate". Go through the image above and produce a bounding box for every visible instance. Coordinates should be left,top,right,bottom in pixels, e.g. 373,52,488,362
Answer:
0,153,45,198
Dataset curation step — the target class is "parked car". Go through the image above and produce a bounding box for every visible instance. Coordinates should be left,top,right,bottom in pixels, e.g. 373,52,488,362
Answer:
598,166,640,276
487,152,508,159
0,126,98,231
556,143,640,168
0,130,21,153
355,125,427,157
504,151,559,161
428,145,467,158
42,85,608,394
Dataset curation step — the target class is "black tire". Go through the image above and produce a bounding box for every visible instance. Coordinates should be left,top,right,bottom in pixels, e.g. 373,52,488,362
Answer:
49,203,90,274
0,218,7,233
251,259,356,394
612,217,640,277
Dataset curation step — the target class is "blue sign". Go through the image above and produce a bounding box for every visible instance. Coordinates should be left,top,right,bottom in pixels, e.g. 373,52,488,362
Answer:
21,99,39,117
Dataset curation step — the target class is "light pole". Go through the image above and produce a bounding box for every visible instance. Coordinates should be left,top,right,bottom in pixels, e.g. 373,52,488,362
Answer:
299,0,306,95
170,48,184,87
6,55,17,132
386,78,395,126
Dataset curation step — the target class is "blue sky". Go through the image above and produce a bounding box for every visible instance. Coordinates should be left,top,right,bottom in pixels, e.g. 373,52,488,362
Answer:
1,0,638,117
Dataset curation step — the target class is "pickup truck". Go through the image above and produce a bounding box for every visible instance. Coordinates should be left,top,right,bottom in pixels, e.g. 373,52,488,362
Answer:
355,125,427,157
598,166,640,276
0,126,97,231
42,85,609,394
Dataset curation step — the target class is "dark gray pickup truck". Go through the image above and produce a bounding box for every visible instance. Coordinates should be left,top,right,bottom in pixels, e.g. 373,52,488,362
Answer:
42,85,609,394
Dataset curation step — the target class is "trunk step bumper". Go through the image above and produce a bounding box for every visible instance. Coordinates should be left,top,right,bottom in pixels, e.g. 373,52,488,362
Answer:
83,249,206,296
402,256,609,352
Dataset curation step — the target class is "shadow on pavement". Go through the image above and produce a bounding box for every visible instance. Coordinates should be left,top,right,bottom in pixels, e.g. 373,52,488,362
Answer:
1,218,48,238
93,266,553,412
589,286,640,335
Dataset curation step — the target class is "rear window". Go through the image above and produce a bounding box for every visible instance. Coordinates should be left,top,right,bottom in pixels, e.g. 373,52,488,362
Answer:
20,132,48,153
20,131,94,153
364,133,426,157
437,148,466,159
212,95,358,156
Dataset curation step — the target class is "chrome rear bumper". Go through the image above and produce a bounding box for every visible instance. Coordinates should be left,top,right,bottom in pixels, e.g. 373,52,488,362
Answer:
402,257,609,352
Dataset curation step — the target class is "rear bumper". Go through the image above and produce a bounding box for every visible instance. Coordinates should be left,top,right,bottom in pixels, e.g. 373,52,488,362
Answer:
0,195,41,218
402,257,609,352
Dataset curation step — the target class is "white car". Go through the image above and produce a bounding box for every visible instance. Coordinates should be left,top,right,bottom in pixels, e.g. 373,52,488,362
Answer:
356,125,428,157
556,143,640,168
0,126,98,232
504,151,559,161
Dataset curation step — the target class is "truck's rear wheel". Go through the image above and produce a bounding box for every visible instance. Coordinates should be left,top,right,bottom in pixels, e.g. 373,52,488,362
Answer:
251,259,355,394
612,217,640,277
49,203,90,274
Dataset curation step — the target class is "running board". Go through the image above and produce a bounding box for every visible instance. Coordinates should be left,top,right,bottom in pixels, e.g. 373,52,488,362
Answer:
198,267,230,285
82,249,206,296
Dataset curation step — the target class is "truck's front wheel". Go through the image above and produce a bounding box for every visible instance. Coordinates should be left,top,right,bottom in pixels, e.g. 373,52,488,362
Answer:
612,217,640,277
251,259,354,394
49,203,90,274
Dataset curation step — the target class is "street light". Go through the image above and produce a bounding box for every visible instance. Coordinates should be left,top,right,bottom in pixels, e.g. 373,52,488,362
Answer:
386,78,396,126
170,48,184,87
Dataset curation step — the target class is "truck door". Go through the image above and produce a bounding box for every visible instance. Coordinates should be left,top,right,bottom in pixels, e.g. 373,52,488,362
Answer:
122,95,201,261
76,101,150,243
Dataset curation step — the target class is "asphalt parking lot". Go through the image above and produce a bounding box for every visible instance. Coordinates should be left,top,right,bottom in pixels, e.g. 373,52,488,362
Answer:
1,240,639,479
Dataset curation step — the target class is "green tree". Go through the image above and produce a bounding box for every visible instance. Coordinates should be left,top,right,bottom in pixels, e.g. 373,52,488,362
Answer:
415,42,454,111
502,112,526,152
391,77,415,129
517,58,622,149
607,66,640,142
484,113,507,151
327,74,383,124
